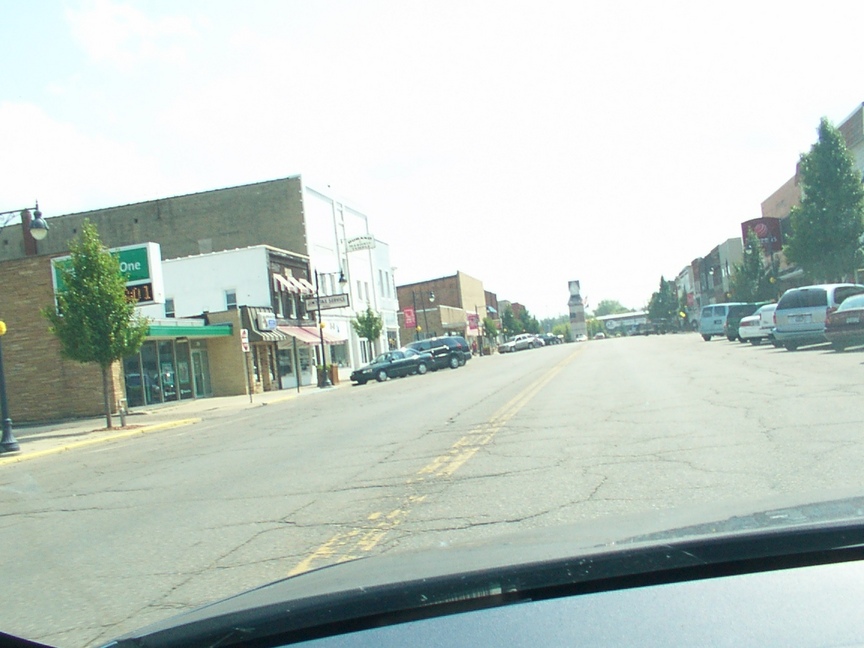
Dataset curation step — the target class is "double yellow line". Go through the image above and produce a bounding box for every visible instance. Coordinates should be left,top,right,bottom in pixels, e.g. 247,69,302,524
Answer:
288,345,583,575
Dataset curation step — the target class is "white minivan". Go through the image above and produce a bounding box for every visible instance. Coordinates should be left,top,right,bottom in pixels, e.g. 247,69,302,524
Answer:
773,283,864,351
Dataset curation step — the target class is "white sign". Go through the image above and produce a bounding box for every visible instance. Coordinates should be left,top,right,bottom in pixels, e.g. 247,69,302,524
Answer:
257,312,277,331
305,293,350,311
240,328,250,352
346,235,376,252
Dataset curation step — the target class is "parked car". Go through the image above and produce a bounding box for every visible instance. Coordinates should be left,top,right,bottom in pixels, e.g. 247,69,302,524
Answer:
773,283,864,351
699,302,761,341
405,335,471,369
824,293,864,351
512,333,541,351
350,348,432,384
538,333,563,345
737,303,777,345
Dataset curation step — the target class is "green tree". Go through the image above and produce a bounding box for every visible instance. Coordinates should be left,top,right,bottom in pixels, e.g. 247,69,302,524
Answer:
647,276,679,324
551,322,572,342
730,228,774,302
351,306,384,348
784,117,864,282
586,317,605,338
44,220,149,429
501,306,522,337
593,299,631,317
482,316,498,351
518,307,541,335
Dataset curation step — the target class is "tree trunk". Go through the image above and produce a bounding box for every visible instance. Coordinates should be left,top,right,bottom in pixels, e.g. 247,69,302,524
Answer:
101,363,113,429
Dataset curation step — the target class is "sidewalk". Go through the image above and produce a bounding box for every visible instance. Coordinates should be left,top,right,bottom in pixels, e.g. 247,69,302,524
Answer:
0,381,346,466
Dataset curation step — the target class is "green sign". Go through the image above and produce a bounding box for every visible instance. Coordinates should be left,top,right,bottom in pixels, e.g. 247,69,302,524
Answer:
51,242,163,305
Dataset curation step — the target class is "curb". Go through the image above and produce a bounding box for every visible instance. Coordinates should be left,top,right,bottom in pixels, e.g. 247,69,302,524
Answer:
0,418,201,467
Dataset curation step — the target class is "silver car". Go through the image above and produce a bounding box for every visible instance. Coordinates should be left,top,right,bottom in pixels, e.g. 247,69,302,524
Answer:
773,284,864,351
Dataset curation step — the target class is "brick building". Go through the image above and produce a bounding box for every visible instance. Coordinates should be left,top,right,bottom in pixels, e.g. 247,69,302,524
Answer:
396,271,489,345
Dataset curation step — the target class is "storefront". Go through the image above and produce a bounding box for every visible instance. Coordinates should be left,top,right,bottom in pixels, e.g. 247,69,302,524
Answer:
122,320,233,408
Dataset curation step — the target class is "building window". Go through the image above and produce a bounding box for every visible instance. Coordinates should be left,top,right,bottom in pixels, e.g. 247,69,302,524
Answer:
225,289,237,310
164,298,175,318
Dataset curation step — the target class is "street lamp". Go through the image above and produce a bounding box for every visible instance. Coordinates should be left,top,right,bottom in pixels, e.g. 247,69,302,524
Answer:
411,290,435,340
0,202,49,454
314,270,332,388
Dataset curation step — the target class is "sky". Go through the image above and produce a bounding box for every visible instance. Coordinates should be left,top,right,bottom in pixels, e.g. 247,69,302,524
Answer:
2,0,863,317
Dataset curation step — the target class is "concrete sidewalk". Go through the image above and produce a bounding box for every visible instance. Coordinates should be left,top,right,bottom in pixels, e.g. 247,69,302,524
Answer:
0,381,347,466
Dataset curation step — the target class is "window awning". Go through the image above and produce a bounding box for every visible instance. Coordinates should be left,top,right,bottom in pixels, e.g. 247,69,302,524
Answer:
147,323,233,338
273,273,310,294
277,326,345,345
277,326,321,345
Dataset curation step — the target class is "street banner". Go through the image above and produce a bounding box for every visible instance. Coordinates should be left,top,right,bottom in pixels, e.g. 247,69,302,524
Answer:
404,307,416,328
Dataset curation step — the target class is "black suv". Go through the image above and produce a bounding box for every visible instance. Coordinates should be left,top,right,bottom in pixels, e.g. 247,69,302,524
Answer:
406,335,471,370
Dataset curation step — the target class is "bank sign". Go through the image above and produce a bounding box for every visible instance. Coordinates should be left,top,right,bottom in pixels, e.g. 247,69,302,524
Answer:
51,242,165,306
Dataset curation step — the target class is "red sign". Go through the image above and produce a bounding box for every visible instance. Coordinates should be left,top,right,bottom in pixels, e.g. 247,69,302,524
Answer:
741,217,782,253
403,307,416,328
467,313,479,330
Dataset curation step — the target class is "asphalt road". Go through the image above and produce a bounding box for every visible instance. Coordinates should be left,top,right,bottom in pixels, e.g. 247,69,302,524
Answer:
3,334,864,646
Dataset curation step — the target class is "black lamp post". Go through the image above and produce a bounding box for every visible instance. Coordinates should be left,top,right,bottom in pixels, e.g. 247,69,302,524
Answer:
314,270,331,388
411,290,435,340
0,203,49,454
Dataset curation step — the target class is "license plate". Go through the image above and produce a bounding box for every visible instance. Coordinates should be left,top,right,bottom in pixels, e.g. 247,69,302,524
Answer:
847,316,860,324
792,314,811,323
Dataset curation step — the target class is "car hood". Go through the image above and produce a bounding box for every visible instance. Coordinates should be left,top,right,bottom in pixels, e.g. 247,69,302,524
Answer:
102,488,864,648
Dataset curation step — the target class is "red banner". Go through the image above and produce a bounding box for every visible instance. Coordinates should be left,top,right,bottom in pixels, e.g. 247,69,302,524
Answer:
403,307,416,328
468,313,479,330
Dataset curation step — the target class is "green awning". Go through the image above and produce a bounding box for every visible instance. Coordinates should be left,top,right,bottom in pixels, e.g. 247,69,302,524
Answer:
147,323,233,338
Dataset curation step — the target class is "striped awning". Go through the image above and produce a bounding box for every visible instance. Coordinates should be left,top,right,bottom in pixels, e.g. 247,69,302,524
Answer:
273,273,311,294
277,325,345,345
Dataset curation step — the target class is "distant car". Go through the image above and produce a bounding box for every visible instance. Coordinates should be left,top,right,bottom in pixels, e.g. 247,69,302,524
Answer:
593,332,606,339
737,303,776,345
699,302,761,341
575,334,587,342
350,349,432,384
773,283,864,351
538,333,563,345
405,335,471,369
824,293,864,351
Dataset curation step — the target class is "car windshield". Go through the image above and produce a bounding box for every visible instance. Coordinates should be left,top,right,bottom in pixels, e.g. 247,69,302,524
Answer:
4,3,864,647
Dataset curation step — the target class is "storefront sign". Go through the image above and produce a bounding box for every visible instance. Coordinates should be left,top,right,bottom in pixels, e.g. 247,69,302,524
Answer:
240,328,250,352
52,242,164,306
346,235,376,252
305,293,350,311
403,307,416,328
257,311,277,330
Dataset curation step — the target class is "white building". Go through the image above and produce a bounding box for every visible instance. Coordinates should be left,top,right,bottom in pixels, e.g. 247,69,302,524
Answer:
302,184,400,365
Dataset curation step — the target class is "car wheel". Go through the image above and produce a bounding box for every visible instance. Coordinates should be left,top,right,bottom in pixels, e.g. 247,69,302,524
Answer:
449,355,460,369
702,335,711,342
832,342,846,352
458,356,466,366
417,362,428,375
784,343,798,351
750,339,762,346
726,335,736,342
376,369,388,382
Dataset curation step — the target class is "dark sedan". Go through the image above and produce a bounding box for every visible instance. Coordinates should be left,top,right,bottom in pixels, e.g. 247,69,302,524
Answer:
350,349,433,384
825,293,864,351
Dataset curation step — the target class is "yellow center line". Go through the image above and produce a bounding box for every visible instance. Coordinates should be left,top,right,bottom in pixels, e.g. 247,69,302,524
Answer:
288,346,584,575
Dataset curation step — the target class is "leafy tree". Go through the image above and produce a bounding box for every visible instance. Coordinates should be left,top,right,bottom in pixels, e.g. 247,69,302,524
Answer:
501,306,522,337
552,322,572,342
518,307,541,334
44,220,149,429
482,316,498,348
784,117,864,282
647,277,678,324
351,305,384,348
586,317,605,338
593,299,631,317
730,228,774,302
